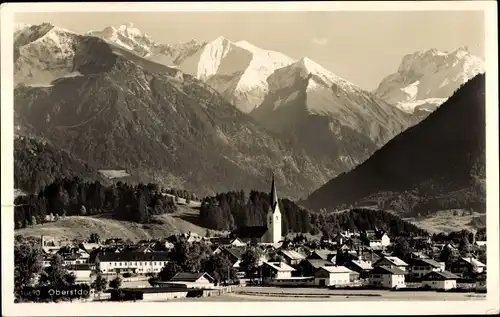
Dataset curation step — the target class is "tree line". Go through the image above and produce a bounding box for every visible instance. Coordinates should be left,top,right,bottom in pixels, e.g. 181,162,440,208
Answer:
199,190,313,234
14,177,178,228
199,190,428,237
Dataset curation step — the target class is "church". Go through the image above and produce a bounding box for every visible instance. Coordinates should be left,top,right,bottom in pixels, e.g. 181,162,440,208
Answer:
230,174,282,244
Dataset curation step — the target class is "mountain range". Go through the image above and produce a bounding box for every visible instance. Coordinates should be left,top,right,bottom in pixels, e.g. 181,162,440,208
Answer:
374,47,484,117
304,73,486,218
13,23,327,197
87,24,418,178
12,22,485,206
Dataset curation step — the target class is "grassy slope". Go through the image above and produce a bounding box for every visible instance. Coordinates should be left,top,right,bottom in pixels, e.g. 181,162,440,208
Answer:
406,210,486,233
15,205,221,241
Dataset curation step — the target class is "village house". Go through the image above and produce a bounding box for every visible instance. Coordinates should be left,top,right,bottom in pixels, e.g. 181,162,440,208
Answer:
369,266,406,289
124,244,155,253
260,261,315,286
279,250,307,266
409,251,430,260
298,259,335,277
96,251,169,275
41,255,52,268
373,256,408,272
307,249,335,262
449,257,486,278
343,237,364,251
408,236,432,251
344,259,373,279
333,233,348,246
166,272,216,288
209,237,246,247
217,246,247,270
314,266,353,287
362,230,391,249
261,261,295,282
421,271,459,290
408,258,445,280
356,249,382,263
66,263,94,282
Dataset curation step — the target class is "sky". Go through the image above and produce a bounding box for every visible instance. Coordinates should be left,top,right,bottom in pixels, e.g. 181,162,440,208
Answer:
15,11,485,90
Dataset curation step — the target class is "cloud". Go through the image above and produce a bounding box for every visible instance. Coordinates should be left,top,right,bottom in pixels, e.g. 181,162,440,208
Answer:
311,37,329,46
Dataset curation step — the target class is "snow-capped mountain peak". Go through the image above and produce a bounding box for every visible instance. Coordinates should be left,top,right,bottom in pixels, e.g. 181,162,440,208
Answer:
375,47,485,114
116,22,151,41
268,56,355,96
177,37,296,113
14,23,82,86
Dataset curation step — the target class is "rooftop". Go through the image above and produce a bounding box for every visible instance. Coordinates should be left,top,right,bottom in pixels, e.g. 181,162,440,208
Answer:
320,266,353,274
98,251,169,262
460,257,486,267
381,256,408,266
263,261,296,272
306,259,335,269
170,272,215,283
412,258,443,268
351,260,373,270
423,270,460,280
280,250,306,261
371,266,406,275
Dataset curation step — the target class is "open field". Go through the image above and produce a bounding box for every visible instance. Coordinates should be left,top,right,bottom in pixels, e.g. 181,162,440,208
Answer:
15,205,220,240
170,287,486,302
98,169,131,179
406,210,486,233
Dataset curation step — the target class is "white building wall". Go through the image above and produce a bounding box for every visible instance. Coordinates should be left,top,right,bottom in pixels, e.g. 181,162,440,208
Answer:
328,272,351,286
422,279,456,290
391,274,406,288
99,260,168,274
381,235,391,247
69,270,92,281
275,271,292,279
371,274,405,289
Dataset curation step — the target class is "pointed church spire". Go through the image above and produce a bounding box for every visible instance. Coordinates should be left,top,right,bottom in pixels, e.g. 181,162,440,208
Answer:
270,172,278,212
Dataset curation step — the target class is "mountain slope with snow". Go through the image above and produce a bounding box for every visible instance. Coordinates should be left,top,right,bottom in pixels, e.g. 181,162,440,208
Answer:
14,23,83,86
177,37,296,113
251,57,417,180
304,74,486,218
88,23,205,67
13,25,332,198
375,47,485,115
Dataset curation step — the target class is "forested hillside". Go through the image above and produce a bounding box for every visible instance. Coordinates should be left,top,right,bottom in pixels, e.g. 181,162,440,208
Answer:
199,191,428,237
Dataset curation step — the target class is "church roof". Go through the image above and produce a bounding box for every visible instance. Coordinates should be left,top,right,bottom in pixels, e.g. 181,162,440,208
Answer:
270,173,279,212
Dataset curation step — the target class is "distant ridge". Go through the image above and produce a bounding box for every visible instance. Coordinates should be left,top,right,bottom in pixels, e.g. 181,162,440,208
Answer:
304,73,486,217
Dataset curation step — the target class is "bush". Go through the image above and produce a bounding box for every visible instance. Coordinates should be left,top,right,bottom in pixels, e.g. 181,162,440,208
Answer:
122,273,132,278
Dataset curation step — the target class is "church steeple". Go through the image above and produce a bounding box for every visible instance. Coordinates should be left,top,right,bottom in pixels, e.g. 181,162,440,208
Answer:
270,172,278,212
266,172,282,244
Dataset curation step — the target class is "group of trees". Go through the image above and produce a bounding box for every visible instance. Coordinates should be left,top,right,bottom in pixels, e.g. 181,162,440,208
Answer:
150,239,237,285
198,190,314,234
199,190,429,238
163,188,198,202
14,235,131,302
14,177,178,228
14,136,107,193
14,236,89,302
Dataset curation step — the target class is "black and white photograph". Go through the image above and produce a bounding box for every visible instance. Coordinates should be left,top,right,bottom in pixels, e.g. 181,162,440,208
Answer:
1,1,498,315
